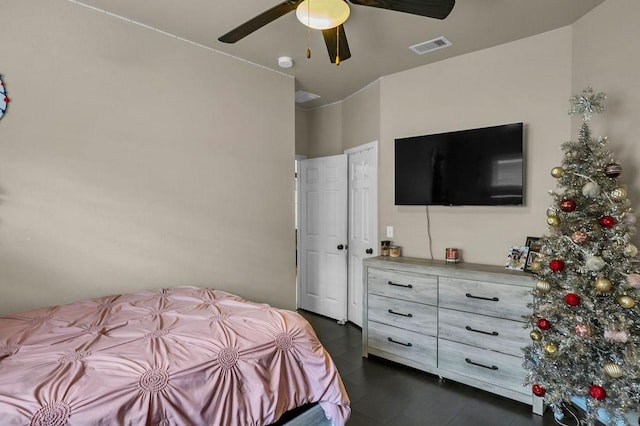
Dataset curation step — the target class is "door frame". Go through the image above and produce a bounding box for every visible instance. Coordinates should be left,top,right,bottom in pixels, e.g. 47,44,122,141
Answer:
344,141,378,325
295,155,306,308
294,143,378,323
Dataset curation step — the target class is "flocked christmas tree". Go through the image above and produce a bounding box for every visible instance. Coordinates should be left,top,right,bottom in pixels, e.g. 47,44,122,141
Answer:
523,88,640,425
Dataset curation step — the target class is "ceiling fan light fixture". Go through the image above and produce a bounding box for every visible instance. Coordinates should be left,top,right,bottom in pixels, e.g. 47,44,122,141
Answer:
296,0,350,30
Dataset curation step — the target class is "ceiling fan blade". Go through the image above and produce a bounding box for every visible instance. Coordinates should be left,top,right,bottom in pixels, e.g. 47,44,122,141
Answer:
347,0,455,19
322,25,351,64
218,0,304,43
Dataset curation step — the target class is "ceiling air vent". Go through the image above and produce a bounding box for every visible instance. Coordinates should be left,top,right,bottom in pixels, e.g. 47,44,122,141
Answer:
409,36,452,55
295,90,321,104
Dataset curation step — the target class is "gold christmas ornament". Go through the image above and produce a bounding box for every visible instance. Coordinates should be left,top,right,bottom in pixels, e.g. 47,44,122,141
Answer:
536,280,551,294
611,188,628,201
547,216,560,227
551,167,564,178
544,343,558,357
624,244,638,257
530,330,542,341
603,362,623,379
546,208,558,218
618,295,635,309
530,261,543,273
594,277,612,293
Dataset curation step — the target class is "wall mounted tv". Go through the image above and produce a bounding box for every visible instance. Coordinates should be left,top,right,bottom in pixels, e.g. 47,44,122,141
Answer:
395,122,524,206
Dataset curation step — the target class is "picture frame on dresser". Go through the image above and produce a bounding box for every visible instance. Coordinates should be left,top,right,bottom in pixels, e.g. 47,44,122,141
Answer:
524,236,542,273
505,246,529,271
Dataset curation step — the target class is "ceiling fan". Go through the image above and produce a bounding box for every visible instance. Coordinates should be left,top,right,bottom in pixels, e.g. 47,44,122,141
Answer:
218,0,455,65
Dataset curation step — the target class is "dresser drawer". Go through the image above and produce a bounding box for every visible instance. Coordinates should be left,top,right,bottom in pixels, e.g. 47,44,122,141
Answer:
368,321,437,367
438,339,529,396
368,294,437,336
439,277,531,321
367,267,437,305
438,308,529,357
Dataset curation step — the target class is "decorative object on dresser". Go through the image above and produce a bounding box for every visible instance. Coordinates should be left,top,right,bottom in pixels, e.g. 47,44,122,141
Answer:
505,246,529,271
524,237,542,273
362,256,542,415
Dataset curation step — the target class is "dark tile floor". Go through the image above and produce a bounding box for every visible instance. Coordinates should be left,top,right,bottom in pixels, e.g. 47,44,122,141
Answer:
299,310,577,426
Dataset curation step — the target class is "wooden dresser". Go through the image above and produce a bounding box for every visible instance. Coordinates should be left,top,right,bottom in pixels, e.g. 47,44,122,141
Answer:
362,256,543,414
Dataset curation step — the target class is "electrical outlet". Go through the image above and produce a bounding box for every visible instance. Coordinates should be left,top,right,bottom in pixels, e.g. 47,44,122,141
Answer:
386,226,394,238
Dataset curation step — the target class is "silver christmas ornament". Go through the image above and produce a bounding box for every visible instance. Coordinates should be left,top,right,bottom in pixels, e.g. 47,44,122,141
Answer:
586,256,606,271
622,211,637,225
582,182,601,198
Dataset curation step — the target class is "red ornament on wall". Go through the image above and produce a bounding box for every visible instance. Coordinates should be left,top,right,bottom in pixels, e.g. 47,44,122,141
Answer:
532,384,546,397
564,293,581,306
599,215,616,228
537,318,551,330
549,259,565,272
589,384,607,400
560,199,576,212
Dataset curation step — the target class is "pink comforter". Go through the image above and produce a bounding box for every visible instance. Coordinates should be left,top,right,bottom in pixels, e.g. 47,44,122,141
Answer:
0,287,350,425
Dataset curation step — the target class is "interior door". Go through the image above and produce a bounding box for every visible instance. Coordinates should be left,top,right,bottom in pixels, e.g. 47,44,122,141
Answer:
347,143,378,327
298,155,348,322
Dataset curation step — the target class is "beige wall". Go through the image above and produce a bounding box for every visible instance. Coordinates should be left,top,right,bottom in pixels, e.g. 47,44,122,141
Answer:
298,0,640,269
379,28,572,265
0,0,296,315
342,81,381,151
295,108,310,157
572,0,640,206
306,103,343,158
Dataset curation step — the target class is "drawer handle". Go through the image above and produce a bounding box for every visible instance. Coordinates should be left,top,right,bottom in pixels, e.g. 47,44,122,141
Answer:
388,281,413,289
388,337,412,347
388,309,413,318
465,326,499,336
465,293,499,302
465,358,498,370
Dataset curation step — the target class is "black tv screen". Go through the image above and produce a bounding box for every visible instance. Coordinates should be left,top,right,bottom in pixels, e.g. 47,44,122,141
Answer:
395,123,524,206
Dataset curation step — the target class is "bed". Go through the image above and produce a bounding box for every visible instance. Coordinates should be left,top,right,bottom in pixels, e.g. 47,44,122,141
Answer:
0,286,350,425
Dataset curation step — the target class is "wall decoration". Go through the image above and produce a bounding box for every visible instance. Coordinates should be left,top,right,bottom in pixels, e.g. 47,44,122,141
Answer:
0,75,9,120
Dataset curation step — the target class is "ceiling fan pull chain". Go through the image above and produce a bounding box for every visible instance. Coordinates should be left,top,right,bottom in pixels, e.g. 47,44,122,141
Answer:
306,0,311,58
335,25,340,65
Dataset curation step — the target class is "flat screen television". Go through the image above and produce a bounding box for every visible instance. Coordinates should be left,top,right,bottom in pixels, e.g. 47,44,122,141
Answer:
395,123,524,206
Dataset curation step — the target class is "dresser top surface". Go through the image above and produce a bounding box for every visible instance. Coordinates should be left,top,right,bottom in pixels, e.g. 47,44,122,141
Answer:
364,256,535,287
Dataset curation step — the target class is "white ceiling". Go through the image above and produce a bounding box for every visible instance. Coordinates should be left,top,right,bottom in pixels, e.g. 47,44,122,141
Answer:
74,0,604,109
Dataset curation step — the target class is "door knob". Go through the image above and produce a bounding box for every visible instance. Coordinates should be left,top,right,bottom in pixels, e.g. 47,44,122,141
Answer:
337,244,344,250
366,248,373,254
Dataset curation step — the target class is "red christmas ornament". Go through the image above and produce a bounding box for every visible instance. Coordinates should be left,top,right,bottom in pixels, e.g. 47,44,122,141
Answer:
560,199,576,212
589,385,607,400
564,293,581,306
532,384,546,397
549,259,565,272
537,318,551,330
598,215,616,228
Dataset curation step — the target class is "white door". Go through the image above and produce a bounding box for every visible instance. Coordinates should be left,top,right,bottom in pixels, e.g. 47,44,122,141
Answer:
347,142,378,327
298,155,348,322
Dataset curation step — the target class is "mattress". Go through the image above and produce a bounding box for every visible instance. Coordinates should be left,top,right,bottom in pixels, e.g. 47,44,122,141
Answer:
0,286,350,425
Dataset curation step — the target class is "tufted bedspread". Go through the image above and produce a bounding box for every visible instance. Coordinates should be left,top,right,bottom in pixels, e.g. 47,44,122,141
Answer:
0,286,350,425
